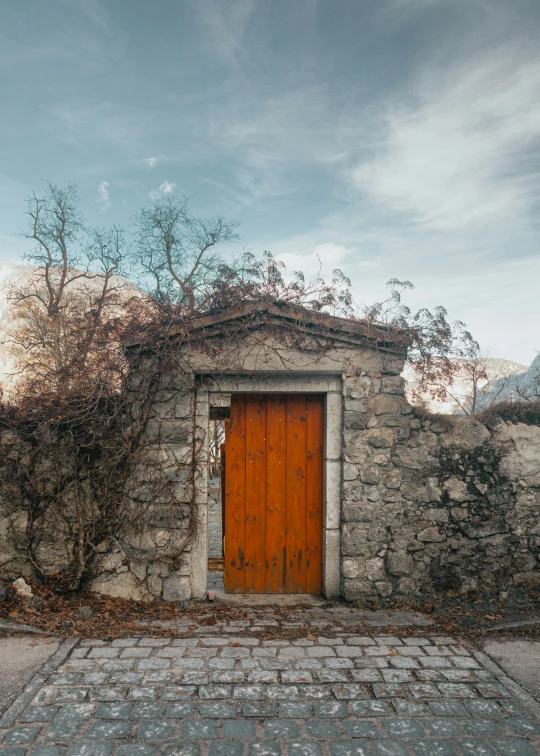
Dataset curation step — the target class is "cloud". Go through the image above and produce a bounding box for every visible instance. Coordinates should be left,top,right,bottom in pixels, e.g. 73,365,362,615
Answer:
144,156,166,169
276,242,377,279
352,51,540,233
95,180,110,211
148,180,177,200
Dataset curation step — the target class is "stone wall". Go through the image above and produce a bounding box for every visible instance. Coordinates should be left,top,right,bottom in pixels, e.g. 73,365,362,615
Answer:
1,338,539,602
341,369,540,599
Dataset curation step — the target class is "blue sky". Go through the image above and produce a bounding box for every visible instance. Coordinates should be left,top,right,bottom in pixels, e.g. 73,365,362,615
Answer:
1,0,539,364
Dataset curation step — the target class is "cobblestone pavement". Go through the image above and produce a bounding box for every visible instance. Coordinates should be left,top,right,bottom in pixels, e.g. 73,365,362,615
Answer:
1,612,540,756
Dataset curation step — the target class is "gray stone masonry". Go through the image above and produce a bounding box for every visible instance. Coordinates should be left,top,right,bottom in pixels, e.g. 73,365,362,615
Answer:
1,325,539,603
1,607,539,756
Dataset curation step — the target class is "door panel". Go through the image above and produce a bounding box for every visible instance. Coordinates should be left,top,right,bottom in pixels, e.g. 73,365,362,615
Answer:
224,393,324,594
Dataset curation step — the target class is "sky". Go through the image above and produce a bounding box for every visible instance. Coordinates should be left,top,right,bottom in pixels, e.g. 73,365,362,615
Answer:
1,0,539,365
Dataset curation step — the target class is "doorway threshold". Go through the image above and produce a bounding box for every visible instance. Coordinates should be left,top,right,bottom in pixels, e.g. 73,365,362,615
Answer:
212,592,330,607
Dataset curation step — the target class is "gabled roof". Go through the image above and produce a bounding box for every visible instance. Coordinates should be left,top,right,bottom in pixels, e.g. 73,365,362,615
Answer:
126,301,411,355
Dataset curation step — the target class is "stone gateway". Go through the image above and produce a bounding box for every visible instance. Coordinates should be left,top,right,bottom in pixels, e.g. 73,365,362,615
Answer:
0,302,538,601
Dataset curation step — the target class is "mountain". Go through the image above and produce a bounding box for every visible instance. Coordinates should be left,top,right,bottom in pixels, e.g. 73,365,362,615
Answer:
403,357,533,415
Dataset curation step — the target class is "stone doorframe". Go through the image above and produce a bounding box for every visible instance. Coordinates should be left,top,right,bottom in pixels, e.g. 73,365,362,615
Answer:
190,374,343,599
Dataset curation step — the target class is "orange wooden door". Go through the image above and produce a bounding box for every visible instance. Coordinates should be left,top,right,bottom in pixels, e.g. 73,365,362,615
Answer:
224,393,323,594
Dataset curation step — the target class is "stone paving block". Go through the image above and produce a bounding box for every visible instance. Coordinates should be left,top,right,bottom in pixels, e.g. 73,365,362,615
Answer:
392,701,429,717
475,684,509,699
423,718,464,736
161,687,195,700
198,686,231,700
305,720,341,738
198,703,236,719
86,721,132,739
336,648,363,658
172,660,205,671
53,674,83,686
183,720,218,739
288,743,322,756
5,728,41,745
397,647,425,657
253,648,277,658
504,718,540,736
328,742,371,756
429,701,468,717
248,743,280,756
211,672,245,684
120,649,152,659
372,684,403,698
416,669,445,682
312,702,348,718
67,745,114,756
160,744,200,756
264,721,300,739
409,683,441,698
342,721,381,738
409,741,456,755
243,703,276,718
31,748,68,756
317,671,348,683
384,719,426,738
108,673,143,685
185,648,219,658
351,700,391,718
45,723,82,741
281,671,313,684
209,659,236,670
457,741,497,756
458,719,502,737
137,721,178,740
52,690,89,704
441,670,477,682
19,708,58,723
138,639,170,647
438,684,476,699
419,657,452,669
491,740,538,756
232,685,265,700
130,703,164,720
332,684,369,700
389,656,419,669
301,685,332,700
89,687,127,702
221,648,251,659
94,703,132,720
164,703,194,719
115,747,156,756
267,686,300,700
463,701,501,717
452,658,480,670
370,741,409,756
354,658,388,669
351,670,382,683
222,720,255,738
278,703,310,719
0,748,27,756
137,660,170,671
88,649,120,659
499,702,527,717
209,743,243,756
143,669,173,683
381,670,414,683
324,659,353,670
425,646,453,656
247,672,277,684
346,638,375,646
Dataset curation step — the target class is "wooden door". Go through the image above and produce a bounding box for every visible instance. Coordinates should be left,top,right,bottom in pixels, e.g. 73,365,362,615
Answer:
224,393,324,594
